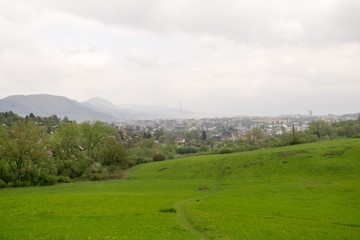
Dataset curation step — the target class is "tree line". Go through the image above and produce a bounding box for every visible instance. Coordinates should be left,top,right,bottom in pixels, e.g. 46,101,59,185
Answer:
0,112,127,187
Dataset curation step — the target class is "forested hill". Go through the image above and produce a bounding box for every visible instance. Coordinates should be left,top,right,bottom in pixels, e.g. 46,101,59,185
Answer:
0,94,200,122
0,94,116,122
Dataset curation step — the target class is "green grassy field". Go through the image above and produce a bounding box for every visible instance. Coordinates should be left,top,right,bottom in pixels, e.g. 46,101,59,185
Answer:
0,139,359,239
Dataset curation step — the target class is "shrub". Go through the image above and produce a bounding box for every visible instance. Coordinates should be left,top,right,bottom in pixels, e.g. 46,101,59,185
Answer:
153,153,167,162
107,171,123,180
0,179,7,188
199,145,209,153
57,175,71,183
176,146,198,154
11,180,31,188
91,174,102,181
87,172,108,181
38,174,57,186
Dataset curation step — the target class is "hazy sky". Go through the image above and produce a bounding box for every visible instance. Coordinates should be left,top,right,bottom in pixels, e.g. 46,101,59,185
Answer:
0,0,359,116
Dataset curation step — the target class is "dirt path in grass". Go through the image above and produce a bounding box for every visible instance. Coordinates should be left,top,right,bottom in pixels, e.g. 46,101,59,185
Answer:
175,158,225,239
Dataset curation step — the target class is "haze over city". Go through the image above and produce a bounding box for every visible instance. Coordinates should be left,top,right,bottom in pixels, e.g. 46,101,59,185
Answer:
0,0,359,116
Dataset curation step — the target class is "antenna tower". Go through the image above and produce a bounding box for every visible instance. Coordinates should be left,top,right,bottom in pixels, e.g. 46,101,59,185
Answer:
180,100,182,119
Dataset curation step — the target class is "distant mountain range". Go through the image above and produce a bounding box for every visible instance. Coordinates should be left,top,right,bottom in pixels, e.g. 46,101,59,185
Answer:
0,94,198,122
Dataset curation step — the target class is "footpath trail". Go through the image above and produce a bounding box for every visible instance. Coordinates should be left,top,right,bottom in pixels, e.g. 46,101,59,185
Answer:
175,158,225,239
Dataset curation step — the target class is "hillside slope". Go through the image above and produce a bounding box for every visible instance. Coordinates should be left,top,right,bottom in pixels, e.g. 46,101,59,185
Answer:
0,139,359,239
128,138,360,239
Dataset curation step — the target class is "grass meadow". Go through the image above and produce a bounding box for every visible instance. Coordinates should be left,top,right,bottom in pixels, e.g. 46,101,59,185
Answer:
0,138,359,239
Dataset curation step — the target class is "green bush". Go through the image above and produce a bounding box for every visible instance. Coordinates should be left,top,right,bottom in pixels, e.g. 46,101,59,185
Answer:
11,180,31,188
176,146,198,154
153,153,167,162
218,148,236,154
57,175,71,183
87,172,108,181
90,173,102,181
0,179,7,188
38,174,57,186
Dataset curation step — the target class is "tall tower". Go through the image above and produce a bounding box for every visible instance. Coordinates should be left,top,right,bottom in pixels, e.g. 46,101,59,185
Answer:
180,100,182,119
309,110,313,117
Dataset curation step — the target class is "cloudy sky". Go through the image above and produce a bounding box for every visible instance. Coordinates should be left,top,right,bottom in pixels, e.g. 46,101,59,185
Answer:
0,0,359,116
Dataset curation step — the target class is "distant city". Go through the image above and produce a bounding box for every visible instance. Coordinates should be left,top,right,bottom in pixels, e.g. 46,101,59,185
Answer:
1,94,358,144
116,112,359,143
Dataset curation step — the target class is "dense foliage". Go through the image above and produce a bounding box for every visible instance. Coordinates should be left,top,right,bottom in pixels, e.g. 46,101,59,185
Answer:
0,112,127,187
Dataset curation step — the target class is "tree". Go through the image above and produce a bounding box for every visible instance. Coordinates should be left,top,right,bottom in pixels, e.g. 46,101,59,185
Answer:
99,138,128,168
290,125,301,144
201,130,207,141
185,130,199,142
51,122,86,178
28,113,35,119
246,127,265,142
332,120,360,138
41,114,61,133
62,116,70,123
52,122,82,161
0,121,48,182
0,111,23,126
308,120,332,138
154,128,165,140
80,121,115,161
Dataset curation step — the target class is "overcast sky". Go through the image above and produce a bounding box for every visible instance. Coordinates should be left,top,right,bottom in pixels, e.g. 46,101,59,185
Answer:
0,0,359,116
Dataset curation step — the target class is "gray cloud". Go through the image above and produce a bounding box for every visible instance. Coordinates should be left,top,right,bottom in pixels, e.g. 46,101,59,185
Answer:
0,0,359,115
44,0,359,44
